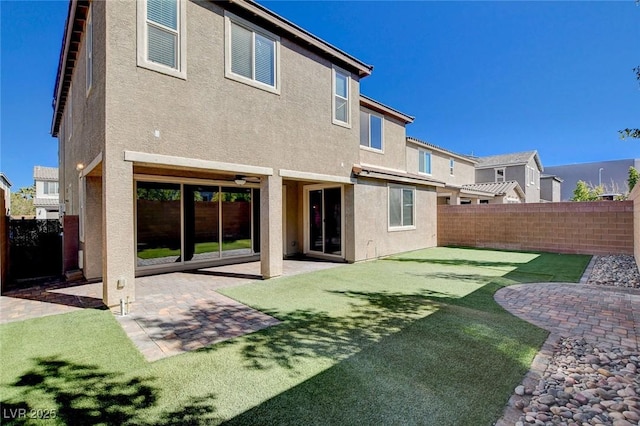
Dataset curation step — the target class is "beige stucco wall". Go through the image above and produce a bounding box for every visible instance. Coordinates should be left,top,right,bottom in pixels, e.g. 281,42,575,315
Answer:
105,1,360,178
59,0,106,218
406,143,475,186
352,178,437,261
358,110,408,172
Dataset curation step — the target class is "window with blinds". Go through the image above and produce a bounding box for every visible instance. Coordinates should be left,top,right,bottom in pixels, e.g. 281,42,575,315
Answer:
227,15,278,90
146,0,179,69
137,0,185,78
419,150,432,175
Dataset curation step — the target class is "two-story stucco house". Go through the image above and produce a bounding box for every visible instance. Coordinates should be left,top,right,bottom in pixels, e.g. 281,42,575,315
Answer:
474,151,543,203
51,0,444,306
33,166,60,220
404,137,525,204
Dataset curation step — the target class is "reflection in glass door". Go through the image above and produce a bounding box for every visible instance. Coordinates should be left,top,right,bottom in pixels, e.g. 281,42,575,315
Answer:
308,187,342,256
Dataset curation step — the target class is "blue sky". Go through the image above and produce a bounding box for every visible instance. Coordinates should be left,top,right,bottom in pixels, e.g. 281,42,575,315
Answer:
1,1,639,190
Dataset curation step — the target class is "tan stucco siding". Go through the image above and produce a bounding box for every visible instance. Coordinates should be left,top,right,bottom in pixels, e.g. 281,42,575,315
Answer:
406,145,475,186
358,113,407,171
105,1,359,178
352,178,437,261
60,0,107,217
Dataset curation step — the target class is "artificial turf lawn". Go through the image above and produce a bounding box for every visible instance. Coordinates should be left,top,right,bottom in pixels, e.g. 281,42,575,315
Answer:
0,247,590,425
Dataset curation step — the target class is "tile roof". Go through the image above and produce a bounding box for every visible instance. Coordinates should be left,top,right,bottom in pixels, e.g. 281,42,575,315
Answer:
34,197,60,207
406,137,477,163
462,180,525,198
474,150,542,171
33,166,59,181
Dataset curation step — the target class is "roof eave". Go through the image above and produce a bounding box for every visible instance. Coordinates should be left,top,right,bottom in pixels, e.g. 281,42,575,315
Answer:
406,137,477,164
229,0,373,77
360,95,414,124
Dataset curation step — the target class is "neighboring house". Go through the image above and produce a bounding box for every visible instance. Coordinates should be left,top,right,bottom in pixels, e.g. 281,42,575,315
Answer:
33,166,60,220
474,151,543,203
405,137,524,204
540,175,563,203
545,159,640,201
51,0,443,306
461,181,524,204
0,173,11,216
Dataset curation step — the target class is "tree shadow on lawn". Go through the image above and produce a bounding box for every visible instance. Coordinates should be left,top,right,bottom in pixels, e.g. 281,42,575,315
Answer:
1,357,220,425
222,285,546,426
383,256,529,269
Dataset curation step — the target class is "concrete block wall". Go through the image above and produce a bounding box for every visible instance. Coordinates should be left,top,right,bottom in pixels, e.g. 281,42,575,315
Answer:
630,185,640,269
438,201,634,255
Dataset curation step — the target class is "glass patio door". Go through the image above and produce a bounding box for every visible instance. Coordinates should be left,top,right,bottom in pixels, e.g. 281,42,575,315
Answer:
308,187,342,256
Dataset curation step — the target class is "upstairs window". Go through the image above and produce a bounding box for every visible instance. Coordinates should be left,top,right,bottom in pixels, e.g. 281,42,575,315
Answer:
419,150,432,175
86,5,93,93
449,158,455,175
389,185,415,229
332,66,350,127
137,0,186,78
360,111,383,151
495,168,505,182
225,12,279,93
44,182,59,195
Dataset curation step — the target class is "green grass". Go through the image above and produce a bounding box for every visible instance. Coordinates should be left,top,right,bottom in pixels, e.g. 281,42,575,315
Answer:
137,239,252,259
0,247,590,425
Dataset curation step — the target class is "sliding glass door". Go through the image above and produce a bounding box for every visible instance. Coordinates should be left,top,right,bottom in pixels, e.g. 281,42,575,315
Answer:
136,180,258,269
307,186,342,257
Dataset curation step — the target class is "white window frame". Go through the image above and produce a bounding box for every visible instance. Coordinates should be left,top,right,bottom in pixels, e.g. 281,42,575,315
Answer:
388,184,416,231
332,65,351,128
449,158,455,176
495,167,505,183
359,109,384,152
530,167,536,185
136,0,187,79
67,82,72,141
526,167,530,187
418,149,432,175
224,11,280,94
85,4,93,95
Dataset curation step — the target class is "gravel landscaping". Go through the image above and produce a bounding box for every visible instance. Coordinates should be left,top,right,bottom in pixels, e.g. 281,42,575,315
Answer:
510,255,640,426
587,255,640,289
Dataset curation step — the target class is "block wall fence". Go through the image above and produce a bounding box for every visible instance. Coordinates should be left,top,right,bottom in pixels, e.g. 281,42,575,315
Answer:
437,201,634,256
630,184,640,270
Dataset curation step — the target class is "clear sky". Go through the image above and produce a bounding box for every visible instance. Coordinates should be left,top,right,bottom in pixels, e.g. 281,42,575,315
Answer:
1,0,639,190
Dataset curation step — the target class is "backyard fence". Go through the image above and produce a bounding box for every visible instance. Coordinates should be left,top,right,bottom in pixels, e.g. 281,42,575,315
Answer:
9,218,62,282
438,201,634,255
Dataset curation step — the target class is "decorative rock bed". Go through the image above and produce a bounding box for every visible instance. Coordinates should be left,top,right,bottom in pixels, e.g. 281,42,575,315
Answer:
508,255,640,426
587,255,640,289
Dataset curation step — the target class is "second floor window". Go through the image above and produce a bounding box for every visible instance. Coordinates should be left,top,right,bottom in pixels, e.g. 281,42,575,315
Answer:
419,150,432,174
332,67,350,126
449,158,455,175
44,182,59,195
137,0,186,78
86,5,93,93
226,13,279,92
360,111,383,150
147,0,179,69
495,168,505,182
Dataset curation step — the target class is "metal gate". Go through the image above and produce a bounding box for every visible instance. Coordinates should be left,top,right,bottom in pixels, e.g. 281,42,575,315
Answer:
9,219,62,280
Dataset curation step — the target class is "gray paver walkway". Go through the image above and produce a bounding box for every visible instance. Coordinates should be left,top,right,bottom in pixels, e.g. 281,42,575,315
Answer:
0,260,341,361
